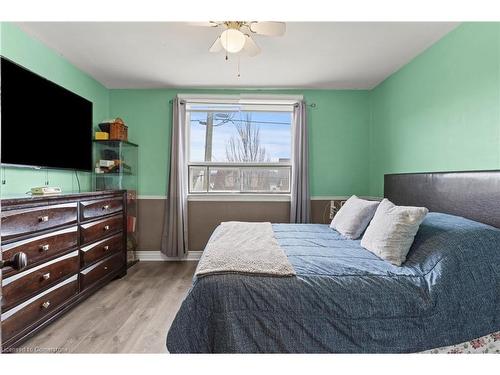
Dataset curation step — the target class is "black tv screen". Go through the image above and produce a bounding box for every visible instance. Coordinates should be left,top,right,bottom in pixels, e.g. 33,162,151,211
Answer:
1,57,93,171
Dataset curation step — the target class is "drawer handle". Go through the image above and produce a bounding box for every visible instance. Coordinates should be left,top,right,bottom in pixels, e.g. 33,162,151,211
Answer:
42,301,51,309
41,272,51,280
0,252,28,271
103,245,110,251
104,266,108,270
38,215,49,222
102,204,110,210
104,225,110,231
40,244,50,252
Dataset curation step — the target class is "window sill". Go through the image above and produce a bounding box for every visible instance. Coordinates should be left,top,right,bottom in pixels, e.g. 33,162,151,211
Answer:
187,194,291,202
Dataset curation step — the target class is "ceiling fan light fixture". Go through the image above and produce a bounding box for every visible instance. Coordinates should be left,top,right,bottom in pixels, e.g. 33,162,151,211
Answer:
220,29,246,53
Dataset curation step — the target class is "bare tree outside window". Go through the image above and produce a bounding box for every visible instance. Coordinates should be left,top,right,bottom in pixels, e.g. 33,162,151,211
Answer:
223,114,281,191
225,113,269,163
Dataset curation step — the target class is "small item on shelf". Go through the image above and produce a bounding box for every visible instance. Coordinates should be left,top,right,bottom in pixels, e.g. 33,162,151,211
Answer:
100,165,119,173
98,118,124,132
127,215,137,233
121,164,132,173
127,237,138,253
127,190,137,202
103,149,119,160
99,159,115,167
95,159,132,174
110,123,128,141
99,117,128,141
95,131,109,140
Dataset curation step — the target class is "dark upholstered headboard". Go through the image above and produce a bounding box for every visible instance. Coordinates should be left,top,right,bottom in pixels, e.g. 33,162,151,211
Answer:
384,170,500,229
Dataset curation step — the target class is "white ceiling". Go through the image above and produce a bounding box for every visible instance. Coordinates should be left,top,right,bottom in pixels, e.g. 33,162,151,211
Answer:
16,22,459,89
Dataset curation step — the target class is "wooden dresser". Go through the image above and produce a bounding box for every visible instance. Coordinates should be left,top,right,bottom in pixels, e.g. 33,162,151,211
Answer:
0,191,127,351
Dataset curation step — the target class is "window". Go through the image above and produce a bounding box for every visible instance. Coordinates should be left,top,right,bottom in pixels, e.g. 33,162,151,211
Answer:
186,98,295,194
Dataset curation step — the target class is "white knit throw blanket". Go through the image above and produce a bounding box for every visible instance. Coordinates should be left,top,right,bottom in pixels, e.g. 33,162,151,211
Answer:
195,221,296,277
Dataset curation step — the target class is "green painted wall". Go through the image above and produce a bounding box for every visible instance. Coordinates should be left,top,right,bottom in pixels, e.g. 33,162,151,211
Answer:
109,89,371,197
3,21,500,201
369,23,500,196
1,23,371,199
0,22,110,197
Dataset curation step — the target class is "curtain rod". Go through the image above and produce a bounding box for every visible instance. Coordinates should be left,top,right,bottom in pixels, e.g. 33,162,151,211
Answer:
168,99,316,108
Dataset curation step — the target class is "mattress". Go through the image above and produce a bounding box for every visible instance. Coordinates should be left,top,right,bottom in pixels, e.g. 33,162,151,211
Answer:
167,213,500,353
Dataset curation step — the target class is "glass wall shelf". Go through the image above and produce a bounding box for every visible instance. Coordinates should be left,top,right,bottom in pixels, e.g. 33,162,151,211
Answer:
93,140,139,266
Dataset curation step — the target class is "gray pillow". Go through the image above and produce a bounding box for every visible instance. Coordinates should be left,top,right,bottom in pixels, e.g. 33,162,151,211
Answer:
360,198,428,266
330,195,380,239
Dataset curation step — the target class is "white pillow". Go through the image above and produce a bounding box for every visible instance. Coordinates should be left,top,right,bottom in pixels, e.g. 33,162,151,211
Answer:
330,195,380,239
360,199,428,266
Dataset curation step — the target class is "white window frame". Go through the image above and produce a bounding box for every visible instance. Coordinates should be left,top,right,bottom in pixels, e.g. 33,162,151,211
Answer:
182,94,301,200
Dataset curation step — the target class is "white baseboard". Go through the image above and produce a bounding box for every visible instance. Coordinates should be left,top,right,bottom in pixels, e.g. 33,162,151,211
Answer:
135,250,202,261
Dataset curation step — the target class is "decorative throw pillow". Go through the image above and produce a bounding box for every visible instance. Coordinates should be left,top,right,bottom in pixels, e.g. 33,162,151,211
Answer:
360,198,428,266
330,195,380,239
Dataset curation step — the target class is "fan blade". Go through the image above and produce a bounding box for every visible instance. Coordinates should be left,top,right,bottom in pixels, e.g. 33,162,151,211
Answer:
249,21,286,36
209,36,223,53
242,35,260,57
188,21,219,27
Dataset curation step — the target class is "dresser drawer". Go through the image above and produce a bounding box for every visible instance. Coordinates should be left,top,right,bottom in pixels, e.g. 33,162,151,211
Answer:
80,253,123,290
1,203,78,240
1,226,78,277
80,214,123,245
1,275,78,343
81,233,123,267
80,197,123,221
2,250,80,311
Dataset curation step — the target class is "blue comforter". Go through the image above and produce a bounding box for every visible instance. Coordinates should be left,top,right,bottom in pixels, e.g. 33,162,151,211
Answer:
166,213,500,353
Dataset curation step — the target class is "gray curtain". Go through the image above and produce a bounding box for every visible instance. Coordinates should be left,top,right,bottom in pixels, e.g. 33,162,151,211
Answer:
290,101,311,223
161,98,188,257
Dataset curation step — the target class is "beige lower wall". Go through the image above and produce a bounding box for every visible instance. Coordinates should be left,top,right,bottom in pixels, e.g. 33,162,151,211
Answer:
311,200,335,224
137,199,166,251
137,198,334,252
188,201,290,251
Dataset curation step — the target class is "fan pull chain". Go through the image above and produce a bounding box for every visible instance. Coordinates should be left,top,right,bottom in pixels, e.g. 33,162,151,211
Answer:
1,166,6,185
225,31,228,61
237,56,241,78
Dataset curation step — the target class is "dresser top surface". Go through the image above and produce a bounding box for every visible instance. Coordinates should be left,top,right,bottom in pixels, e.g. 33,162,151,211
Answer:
1,190,126,206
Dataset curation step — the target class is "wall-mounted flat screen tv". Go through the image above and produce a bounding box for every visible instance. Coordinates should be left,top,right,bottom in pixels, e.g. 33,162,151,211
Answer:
1,57,93,171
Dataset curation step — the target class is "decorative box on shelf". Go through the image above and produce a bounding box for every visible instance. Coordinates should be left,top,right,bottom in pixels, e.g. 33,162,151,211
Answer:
98,118,128,141
93,140,139,265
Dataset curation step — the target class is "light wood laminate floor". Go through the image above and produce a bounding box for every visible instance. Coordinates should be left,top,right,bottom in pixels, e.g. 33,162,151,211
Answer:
20,261,197,353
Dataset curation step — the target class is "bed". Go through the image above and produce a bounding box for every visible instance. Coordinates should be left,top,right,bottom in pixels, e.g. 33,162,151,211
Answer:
166,171,500,353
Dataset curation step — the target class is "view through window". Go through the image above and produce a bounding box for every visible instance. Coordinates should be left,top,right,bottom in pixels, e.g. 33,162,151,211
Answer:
187,103,293,194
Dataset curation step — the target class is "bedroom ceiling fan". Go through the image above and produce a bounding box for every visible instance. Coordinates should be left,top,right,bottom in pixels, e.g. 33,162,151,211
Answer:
191,21,286,58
